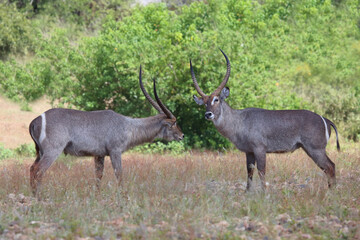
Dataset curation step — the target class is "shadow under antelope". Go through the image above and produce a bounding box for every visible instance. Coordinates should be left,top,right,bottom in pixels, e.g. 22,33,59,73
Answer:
191,49,340,190
29,66,184,195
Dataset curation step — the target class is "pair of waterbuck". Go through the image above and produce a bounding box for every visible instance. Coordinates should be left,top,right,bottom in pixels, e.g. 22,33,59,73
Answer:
29,50,340,195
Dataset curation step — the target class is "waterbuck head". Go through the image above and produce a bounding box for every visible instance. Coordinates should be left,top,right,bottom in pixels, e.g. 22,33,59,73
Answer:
139,66,184,141
191,49,231,121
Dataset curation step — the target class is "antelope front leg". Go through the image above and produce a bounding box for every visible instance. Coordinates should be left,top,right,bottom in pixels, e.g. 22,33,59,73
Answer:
94,156,105,189
110,151,123,185
254,150,267,191
246,152,256,191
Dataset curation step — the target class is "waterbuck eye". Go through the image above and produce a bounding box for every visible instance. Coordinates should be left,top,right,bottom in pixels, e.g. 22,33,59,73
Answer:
214,98,219,102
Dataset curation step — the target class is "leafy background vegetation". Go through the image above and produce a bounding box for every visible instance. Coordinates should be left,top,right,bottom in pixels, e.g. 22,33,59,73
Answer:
0,0,359,150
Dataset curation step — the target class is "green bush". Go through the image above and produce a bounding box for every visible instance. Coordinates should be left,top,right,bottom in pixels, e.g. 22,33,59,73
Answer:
131,141,186,155
46,2,307,149
1,0,359,149
8,0,132,27
0,144,14,160
0,2,38,57
14,144,36,157
0,144,36,160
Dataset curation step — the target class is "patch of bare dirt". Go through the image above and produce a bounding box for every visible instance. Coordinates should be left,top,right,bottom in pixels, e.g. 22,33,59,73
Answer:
0,96,51,149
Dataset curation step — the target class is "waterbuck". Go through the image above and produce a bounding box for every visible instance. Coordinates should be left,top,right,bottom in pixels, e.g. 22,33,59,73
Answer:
191,49,340,190
29,66,184,194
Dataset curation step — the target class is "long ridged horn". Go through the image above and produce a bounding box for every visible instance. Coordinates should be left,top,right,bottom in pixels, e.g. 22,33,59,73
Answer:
190,59,206,97
139,65,162,113
153,78,175,119
213,48,231,95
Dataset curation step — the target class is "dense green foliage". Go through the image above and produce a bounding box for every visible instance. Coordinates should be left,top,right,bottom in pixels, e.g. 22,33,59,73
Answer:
0,0,359,149
0,3,37,57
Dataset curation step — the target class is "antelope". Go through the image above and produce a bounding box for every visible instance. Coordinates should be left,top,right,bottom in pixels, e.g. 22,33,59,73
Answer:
29,66,184,195
191,49,340,190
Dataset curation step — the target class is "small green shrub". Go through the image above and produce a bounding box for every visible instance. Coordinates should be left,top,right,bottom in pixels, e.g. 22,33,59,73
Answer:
14,144,36,157
131,141,186,155
0,144,15,160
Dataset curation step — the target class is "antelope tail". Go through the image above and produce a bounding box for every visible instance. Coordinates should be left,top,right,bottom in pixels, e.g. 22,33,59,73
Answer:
326,118,340,152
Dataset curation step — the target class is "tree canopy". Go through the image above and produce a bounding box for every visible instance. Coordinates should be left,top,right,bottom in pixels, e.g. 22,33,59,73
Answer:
1,0,359,149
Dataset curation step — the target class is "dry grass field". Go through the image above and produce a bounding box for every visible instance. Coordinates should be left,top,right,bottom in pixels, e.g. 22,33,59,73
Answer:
0,147,359,239
0,97,359,239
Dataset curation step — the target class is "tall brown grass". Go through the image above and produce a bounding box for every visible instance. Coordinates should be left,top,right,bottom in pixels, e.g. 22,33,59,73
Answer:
0,144,359,239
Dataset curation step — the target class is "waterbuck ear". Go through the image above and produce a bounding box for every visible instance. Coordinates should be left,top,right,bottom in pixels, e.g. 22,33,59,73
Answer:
220,87,230,100
193,95,204,105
